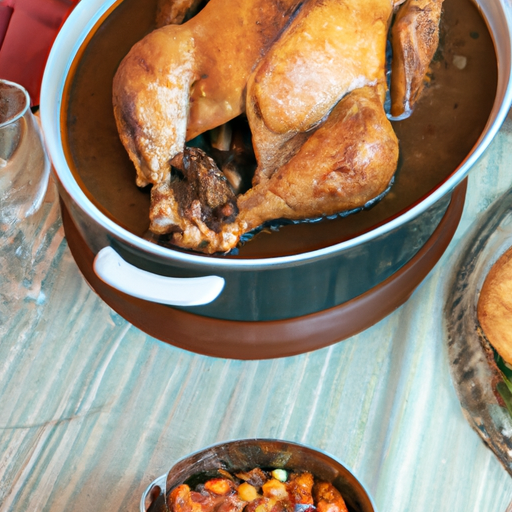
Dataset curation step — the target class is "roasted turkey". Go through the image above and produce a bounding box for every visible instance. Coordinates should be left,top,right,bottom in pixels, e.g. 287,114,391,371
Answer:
113,0,443,254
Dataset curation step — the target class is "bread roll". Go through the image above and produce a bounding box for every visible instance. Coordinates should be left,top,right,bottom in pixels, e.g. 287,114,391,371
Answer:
478,246,512,365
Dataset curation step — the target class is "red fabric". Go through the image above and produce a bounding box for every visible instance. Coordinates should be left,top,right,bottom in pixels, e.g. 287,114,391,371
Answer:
0,5,13,49
0,0,80,105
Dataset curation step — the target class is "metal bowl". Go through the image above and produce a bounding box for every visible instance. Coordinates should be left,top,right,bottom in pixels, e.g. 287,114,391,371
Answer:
139,439,376,512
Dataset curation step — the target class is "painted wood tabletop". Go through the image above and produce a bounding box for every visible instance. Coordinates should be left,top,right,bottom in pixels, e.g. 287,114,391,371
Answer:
2,120,512,511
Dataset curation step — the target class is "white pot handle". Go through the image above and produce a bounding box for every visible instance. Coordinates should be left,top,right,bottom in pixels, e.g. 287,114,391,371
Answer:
93,246,225,306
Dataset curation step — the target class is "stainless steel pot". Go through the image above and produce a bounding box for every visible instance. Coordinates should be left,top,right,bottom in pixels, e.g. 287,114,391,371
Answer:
139,439,376,512
40,0,512,323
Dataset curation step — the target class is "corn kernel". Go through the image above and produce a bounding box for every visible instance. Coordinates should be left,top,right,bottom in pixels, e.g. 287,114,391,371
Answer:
238,482,260,502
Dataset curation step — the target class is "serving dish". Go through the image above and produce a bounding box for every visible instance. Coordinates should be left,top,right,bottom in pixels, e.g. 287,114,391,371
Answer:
445,188,512,477
40,0,512,330
139,439,376,512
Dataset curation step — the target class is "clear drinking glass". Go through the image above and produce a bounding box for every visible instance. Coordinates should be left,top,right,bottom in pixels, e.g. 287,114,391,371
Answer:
0,79,50,311
0,79,50,225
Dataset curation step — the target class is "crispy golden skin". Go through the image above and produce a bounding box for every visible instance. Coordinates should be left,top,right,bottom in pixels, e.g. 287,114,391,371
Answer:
390,0,444,118
113,0,303,186
251,0,392,134
478,247,512,365
238,86,398,231
246,0,393,179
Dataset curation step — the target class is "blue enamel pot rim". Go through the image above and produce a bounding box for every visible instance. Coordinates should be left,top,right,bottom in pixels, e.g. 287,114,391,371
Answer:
40,0,512,270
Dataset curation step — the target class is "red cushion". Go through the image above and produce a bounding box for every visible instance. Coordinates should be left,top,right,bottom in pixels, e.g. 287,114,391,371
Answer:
0,0,80,105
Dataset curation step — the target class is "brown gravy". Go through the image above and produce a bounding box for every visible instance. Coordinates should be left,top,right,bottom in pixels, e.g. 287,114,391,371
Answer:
64,0,497,259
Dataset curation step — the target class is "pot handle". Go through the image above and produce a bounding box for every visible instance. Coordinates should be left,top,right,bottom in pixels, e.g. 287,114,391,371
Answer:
93,246,225,306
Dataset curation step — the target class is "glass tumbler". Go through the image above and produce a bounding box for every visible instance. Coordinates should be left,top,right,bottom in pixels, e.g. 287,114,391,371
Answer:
0,79,50,226
0,79,51,311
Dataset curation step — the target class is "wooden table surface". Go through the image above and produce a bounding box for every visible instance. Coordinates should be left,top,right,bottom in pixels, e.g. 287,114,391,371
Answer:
2,99,512,512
